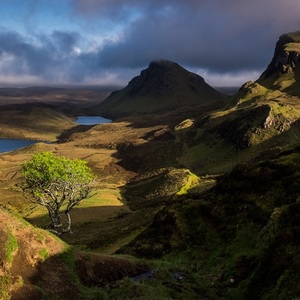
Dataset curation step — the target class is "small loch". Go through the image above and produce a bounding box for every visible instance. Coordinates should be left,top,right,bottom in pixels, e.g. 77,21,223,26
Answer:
0,139,39,154
75,116,112,125
0,116,112,154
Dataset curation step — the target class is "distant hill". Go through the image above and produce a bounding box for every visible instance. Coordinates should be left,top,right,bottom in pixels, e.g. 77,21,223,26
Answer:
93,60,227,117
0,103,75,141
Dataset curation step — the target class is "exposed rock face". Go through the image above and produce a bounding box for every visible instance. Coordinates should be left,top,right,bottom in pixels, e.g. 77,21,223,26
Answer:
260,31,300,79
94,60,227,117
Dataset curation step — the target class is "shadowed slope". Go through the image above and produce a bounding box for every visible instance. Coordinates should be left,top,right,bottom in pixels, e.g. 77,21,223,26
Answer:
116,144,300,299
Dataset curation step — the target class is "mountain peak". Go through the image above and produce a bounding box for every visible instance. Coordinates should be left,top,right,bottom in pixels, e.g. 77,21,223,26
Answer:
147,60,194,73
95,60,226,117
280,31,300,43
148,59,179,68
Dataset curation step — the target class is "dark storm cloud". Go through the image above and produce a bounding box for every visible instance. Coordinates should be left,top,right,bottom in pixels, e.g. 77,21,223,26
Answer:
72,0,300,73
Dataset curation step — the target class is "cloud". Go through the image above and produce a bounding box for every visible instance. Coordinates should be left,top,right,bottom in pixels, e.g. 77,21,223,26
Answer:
0,29,137,86
0,0,300,86
192,68,263,87
0,30,82,80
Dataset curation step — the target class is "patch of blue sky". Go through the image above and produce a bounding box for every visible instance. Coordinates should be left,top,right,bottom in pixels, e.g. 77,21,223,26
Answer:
0,0,71,35
0,1,110,52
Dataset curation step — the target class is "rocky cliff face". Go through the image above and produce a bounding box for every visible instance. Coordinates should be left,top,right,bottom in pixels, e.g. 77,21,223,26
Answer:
260,31,300,79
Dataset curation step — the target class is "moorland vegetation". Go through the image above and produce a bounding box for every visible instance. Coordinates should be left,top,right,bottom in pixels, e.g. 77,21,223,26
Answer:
0,31,300,299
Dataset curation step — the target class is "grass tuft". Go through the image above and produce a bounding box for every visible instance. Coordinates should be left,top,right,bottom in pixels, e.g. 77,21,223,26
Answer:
39,248,49,261
0,275,12,300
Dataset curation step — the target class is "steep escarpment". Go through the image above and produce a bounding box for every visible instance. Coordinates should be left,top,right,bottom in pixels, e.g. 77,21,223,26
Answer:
259,31,300,80
93,60,227,117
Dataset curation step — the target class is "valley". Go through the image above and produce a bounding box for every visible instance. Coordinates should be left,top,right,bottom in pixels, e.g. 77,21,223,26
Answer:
1,32,300,299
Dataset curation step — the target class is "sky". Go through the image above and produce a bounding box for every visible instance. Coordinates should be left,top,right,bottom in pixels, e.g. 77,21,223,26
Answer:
0,0,299,88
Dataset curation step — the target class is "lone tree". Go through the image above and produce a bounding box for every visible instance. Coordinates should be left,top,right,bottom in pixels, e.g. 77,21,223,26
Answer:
22,151,95,235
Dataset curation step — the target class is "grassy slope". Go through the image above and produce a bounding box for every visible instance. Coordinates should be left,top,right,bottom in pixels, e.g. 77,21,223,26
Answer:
0,208,78,299
0,207,147,300
3,136,299,299
189,33,300,176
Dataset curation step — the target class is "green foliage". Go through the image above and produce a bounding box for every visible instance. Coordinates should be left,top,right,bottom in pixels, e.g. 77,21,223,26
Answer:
21,151,95,235
22,151,95,194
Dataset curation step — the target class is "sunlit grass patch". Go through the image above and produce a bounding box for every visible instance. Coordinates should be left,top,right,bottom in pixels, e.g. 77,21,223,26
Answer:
5,228,18,268
26,187,128,228
78,188,124,208
176,171,199,196
174,118,194,131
